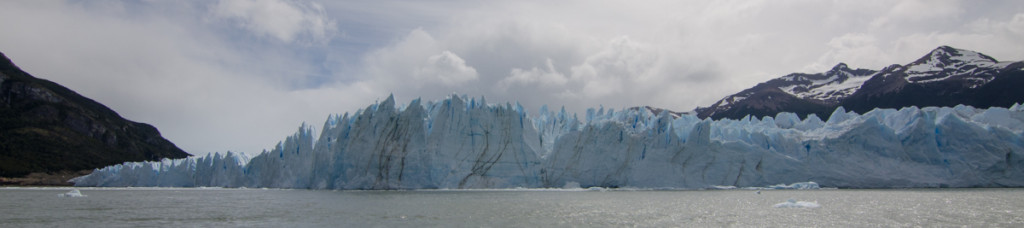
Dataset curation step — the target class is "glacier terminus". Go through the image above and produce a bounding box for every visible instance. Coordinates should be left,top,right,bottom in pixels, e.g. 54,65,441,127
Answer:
72,95,1024,189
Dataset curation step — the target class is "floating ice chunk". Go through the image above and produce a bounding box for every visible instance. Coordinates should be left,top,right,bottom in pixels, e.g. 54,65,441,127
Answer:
710,185,737,190
773,199,819,208
767,182,820,190
58,189,86,198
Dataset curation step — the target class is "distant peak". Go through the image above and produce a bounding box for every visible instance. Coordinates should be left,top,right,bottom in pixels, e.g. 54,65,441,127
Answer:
935,45,956,52
829,62,849,72
928,45,959,58
824,62,853,77
0,52,18,72
913,45,997,66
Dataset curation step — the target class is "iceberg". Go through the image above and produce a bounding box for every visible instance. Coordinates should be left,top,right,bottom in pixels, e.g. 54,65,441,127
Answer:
765,182,820,190
562,181,583,189
72,95,1024,189
773,199,820,208
58,189,86,197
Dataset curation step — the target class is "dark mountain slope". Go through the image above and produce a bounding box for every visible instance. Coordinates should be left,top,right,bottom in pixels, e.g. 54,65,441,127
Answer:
0,52,189,178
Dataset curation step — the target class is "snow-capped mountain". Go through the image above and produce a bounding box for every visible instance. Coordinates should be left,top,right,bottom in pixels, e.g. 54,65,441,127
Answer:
696,46,1024,120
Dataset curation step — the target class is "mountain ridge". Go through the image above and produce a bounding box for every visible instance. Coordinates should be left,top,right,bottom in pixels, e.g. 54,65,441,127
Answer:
695,46,1024,120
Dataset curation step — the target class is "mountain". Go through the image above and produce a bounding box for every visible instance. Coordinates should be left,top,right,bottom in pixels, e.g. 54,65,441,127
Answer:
696,46,1024,120
0,52,190,180
72,95,1024,189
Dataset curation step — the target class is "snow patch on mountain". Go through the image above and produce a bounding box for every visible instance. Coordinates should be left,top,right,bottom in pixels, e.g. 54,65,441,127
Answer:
715,95,747,107
776,63,876,102
778,73,874,102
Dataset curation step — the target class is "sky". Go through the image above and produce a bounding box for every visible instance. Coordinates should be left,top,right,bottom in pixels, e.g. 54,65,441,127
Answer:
1,0,1022,156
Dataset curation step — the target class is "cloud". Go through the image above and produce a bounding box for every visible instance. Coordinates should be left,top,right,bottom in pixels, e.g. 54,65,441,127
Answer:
570,37,656,98
360,28,446,96
869,0,964,30
969,13,1024,36
804,33,889,71
212,0,336,44
499,58,568,90
415,51,479,86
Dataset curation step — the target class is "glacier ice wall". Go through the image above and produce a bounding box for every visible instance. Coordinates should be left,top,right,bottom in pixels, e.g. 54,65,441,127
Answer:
72,95,1024,189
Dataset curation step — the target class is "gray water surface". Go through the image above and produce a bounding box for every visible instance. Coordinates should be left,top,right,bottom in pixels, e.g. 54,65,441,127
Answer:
2,187,1022,227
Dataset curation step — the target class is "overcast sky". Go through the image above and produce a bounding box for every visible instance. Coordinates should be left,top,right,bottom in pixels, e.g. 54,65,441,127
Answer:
1,0,1022,156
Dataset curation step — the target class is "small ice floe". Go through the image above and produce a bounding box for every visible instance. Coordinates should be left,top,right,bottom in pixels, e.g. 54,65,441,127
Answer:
58,189,87,198
773,199,819,208
710,185,737,190
766,182,820,190
562,181,582,189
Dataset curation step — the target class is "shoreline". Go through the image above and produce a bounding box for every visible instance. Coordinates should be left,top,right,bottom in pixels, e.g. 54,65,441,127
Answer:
0,170,91,187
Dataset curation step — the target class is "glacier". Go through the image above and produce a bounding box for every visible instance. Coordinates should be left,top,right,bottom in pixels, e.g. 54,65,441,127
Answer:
72,95,1024,189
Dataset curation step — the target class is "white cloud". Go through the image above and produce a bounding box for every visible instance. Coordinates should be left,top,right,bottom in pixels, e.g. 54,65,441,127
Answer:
869,0,964,30
212,0,336,44
499,58,568,90
415,51,479,86
570,37,655,98
804,33,888,72
360,28,448,97
969,13,1024,37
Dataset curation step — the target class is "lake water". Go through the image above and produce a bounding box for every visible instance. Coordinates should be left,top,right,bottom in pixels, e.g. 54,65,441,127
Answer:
1,187,1022,227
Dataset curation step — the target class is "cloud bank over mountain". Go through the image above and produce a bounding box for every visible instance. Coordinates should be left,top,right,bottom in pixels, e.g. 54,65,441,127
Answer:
1,0,1022,155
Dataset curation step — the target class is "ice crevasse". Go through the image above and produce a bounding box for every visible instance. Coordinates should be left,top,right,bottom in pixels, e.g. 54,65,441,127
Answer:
72,95,1024,189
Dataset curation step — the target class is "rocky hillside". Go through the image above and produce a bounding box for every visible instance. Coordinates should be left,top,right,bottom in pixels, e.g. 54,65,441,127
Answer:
0,52,190,179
